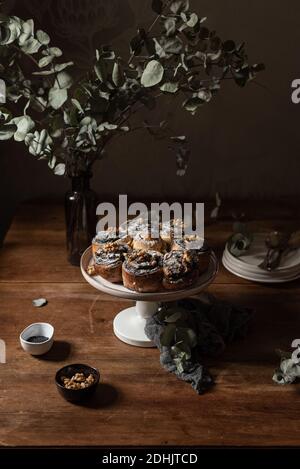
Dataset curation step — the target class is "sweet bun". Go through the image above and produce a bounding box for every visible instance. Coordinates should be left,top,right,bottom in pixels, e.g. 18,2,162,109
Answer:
92,228,131,255
94,243,130,283
163,250,199,290
122,250,163,292
172,235,211,274
133,230,165,253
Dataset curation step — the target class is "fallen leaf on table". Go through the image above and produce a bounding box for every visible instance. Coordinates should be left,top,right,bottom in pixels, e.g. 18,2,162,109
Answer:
32,298,48,307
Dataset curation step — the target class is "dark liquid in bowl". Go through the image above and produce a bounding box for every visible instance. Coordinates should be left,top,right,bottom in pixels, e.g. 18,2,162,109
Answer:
27,335,49,343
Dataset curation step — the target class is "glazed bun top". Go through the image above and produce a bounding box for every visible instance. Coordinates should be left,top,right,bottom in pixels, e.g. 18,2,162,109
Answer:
95,242,130,266
126,218,151,237
172,234,210,252
133,229,164,252
123,250,163,275
163,250,199,281
93,227,123,244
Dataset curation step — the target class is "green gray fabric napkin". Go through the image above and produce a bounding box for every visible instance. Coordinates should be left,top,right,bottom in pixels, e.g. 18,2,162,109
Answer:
145,294,252,394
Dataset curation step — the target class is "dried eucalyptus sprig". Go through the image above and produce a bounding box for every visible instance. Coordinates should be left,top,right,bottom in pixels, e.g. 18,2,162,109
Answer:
273,347,300,385
145,296,252,394
158,306,198,373
227,222,253,257
0,1,264,177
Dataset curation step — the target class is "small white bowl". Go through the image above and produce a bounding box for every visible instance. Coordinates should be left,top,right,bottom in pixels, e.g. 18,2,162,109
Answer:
20,323,54,356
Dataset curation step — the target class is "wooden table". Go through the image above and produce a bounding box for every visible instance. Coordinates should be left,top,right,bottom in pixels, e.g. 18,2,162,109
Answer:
0,202,300,447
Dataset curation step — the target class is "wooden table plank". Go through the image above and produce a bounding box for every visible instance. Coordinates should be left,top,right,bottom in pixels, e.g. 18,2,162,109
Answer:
0,202,300,447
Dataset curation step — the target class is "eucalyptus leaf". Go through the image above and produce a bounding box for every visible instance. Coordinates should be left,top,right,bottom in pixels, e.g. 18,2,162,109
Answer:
48,88,67,110
54,71,72,90
198,90,212,102
38,55,54,68
176,327,197,348
54,62,73,72
25,129,52,157
32,298,47,307
273,357,300,385
183,96,203,113
48,47,62,57
0,20,19,45
164,17,176,36
172,341,192,360
141,60,164,88
32,69,56,76
171,341,192,372
165,311,182,323
54,163,65,175
36,29,50,45
18,19,33,45
173,357,185,373
94,60,107,83
0,107,12,123
160,81,179,93
71,98,84,114
170,0,189,14
187,12,198,28
11,115,35,141
112,62,124,87
153,38,165,58
48,154,56,169
160,323,176,347
228,232,253,257
20,38,41,54
171,135,186,141
159,36,183,55
98,122,117,131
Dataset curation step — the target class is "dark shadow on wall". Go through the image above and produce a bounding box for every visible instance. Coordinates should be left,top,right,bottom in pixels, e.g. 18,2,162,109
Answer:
0,140,66,242
0,203,15,245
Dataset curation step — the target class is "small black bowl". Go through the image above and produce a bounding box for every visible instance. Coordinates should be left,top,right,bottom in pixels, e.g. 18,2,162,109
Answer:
55,363,100,403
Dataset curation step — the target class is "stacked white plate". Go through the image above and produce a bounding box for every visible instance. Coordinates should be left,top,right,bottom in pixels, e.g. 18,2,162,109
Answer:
222,233,300,283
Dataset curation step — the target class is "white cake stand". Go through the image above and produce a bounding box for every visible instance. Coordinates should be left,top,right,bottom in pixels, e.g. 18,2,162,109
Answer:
81,247,219,348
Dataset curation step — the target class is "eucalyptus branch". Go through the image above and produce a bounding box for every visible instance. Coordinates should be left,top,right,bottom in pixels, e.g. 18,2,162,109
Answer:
0,4,264,177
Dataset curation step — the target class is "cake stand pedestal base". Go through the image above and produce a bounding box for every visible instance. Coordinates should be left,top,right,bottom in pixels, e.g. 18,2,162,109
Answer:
113,301,159,347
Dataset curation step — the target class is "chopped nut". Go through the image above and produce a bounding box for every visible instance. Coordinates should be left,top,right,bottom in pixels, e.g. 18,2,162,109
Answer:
61,371,95,390
87,264,97,276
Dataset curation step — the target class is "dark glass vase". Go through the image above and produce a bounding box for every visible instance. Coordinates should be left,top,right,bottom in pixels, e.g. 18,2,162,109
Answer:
65,173,97,266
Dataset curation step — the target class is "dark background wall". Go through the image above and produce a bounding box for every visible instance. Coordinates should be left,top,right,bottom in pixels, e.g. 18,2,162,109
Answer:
1,0,299,231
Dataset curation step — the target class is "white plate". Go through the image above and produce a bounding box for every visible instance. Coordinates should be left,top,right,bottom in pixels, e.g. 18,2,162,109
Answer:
222,253,300,283
225,234,300,272
223,250,300,278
